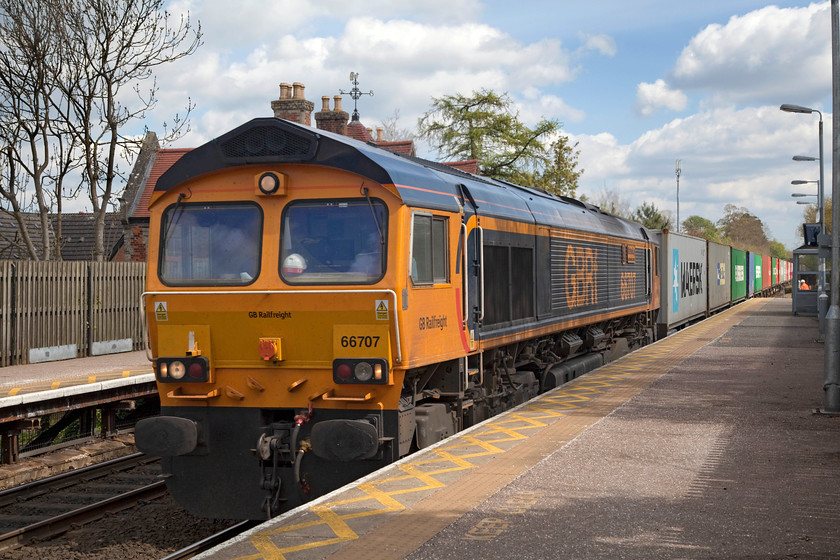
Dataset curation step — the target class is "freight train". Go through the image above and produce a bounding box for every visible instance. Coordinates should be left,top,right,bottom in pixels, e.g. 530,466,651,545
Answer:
135,117,790,520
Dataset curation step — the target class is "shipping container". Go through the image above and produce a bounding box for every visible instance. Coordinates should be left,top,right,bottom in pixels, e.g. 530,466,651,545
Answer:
708,241,731,312
771,257,778,286
748,252,756,297
657,230,707,336
731,248,748,302
762,255,771,290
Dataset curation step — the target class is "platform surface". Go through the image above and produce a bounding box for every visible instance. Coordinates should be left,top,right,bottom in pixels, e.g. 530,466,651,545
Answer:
0,350,152,399
199,297,840,560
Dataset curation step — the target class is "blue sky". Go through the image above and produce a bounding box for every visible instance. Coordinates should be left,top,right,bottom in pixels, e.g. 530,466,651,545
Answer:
146,0,833,250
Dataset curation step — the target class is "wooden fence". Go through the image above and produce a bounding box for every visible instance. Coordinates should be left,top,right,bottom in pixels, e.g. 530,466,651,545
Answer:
0,261,146,366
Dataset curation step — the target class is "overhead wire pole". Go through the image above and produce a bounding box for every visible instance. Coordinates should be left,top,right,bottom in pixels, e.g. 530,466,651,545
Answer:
675,159,681,232
823,0,840,414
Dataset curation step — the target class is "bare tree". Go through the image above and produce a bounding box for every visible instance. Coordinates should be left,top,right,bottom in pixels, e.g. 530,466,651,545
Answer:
54,0,202,261
379,110,416,142
590,189,633,219
0,0,200,261
0,0,79,259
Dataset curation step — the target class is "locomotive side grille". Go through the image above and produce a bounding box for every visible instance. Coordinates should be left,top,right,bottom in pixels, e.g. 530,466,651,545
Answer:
549,233,647,312
549,236,565,310
220,126,317,161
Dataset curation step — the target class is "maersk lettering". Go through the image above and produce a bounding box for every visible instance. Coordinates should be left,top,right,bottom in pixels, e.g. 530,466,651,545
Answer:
681,262,703,297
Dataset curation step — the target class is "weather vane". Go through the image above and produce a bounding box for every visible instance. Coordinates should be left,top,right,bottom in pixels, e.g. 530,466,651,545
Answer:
340,72,373,122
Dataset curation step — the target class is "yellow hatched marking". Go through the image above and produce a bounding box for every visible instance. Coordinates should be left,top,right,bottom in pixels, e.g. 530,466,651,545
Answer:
88,376,96,383
7,388,20,396
50,381,60,390
237,303,751,559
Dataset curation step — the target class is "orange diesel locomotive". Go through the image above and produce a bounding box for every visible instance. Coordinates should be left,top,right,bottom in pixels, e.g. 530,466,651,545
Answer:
135,117,660,520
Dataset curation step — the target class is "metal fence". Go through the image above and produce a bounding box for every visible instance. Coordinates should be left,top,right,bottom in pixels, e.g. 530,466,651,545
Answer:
0,261,146,366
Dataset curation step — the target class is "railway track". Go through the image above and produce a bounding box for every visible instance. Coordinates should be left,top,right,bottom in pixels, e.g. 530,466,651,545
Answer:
0,452,166,553
161,520,259,560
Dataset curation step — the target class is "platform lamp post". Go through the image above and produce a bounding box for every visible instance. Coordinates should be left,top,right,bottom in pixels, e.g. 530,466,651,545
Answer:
785,0,840,414
829,0,840,414
782,105,827,324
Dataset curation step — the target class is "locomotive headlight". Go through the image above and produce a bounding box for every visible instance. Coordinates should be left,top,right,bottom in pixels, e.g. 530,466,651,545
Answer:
258,172,279,194
354,362,374,382
255,171,286,196
169,360,186,380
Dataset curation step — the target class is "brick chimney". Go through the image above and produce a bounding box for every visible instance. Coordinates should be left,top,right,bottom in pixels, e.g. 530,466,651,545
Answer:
271,82,315,125
314,95,350,135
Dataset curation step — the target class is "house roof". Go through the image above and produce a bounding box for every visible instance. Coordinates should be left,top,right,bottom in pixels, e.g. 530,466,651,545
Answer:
131,148,190,220
0,213,52,259
442,160,479,174
54,213,123,261
374,140,415,156
345,121,373,143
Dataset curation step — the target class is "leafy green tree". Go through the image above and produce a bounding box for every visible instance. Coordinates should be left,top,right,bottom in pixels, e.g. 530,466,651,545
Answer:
681,215,722,242
523,134,582,197
632,201,673,230
717,204,771,254
769,240,790,260
799,198,832,236
417,89,581,195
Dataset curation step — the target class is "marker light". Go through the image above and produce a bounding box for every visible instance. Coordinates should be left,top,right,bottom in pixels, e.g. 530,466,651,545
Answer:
332,358,389,384
156,356,210,383
336,363,352,380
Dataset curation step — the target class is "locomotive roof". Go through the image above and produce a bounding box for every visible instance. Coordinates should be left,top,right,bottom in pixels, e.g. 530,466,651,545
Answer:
156,117,649,241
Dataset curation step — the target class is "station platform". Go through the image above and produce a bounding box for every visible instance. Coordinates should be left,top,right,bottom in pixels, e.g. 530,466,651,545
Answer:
199,297,840,560
0,350,152,396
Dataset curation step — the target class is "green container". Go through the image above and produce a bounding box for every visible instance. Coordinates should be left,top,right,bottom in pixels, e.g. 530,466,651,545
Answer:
771,257,778,285
731,249,747,301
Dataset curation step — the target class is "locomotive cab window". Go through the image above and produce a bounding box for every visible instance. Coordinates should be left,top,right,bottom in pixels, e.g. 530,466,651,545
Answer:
158,202,262,286
410,213,448,285
280,199,387,284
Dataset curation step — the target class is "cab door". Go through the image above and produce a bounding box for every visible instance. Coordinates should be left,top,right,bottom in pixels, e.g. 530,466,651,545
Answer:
458,184,482,349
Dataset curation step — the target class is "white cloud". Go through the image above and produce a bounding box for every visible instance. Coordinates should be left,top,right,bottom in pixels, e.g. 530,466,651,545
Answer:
634,79,688,116
579,34,617,57
148,13,583,146
577,105,831,249
672,2,830,105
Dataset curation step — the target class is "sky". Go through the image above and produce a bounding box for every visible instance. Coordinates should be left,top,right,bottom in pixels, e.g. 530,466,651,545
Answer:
137,0,835,250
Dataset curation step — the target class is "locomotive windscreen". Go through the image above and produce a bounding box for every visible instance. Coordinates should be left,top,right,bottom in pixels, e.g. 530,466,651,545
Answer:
280,199,388,284
158,202,262,286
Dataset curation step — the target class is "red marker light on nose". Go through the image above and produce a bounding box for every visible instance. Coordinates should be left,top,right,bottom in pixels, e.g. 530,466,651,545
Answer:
337,363,352,380
188,362,205,379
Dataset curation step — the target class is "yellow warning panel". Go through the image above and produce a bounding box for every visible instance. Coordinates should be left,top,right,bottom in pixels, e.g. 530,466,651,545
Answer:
375,299,389,320
155,302,168,321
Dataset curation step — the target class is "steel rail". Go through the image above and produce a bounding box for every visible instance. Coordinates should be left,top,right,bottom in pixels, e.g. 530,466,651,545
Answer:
0,452,152,508
0,480,167,553
159,520,260,560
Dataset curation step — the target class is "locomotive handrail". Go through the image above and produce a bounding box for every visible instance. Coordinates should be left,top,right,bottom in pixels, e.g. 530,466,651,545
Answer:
166,387,221,400
478,226,485,322
461,223,469,327
140,289,402,363
319,390,373,402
